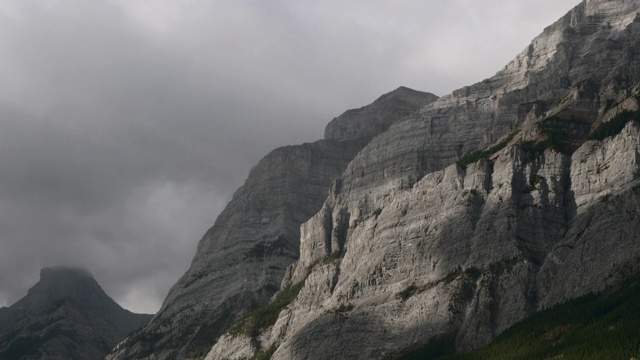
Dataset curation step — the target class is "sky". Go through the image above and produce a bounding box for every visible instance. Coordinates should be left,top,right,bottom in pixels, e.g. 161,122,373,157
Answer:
0,0,579,314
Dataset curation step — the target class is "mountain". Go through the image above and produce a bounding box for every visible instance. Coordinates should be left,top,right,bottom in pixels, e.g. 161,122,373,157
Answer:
107,87,438,360
111,0,640,359
0,267,151,360
440,273,640,359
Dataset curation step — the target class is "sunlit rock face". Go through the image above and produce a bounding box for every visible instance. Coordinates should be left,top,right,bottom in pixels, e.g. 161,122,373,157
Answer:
107,88,438,360
203,1,640,359
208,121,640,360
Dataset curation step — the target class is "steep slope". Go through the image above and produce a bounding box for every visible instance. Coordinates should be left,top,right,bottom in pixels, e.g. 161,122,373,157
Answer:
441,273,640,360
109,87,438,360
210,112,640,360
206,1,640,358
336,0,640,197
0,267,151,360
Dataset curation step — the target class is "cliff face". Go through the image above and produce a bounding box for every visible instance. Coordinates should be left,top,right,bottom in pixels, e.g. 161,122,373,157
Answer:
0,267,151,360
339,0,640,198
209,113,640,360
286,0,640,285
205,1,640,358
108,88,438,359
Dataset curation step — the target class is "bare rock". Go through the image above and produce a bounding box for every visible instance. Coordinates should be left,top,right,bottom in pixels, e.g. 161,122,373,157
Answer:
324,86,438,142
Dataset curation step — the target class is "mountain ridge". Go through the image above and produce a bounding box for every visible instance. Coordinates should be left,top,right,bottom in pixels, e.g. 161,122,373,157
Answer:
0,266,151,360
109,0,640,359
107,86,439,360
204,1,640,358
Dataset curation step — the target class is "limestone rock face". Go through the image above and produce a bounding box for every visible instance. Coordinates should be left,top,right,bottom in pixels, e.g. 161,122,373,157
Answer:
340,0,640,196
114,0,640,359
205,1,640,358
0,267,151,360
286,0,640,285
208,121,640,360
324,86,439,142
108,140,364,359
108,83,438,360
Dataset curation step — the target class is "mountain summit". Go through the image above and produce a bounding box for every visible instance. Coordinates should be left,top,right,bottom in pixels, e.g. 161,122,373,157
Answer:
109,87,439,359
0,267,151,360
111,0,640,359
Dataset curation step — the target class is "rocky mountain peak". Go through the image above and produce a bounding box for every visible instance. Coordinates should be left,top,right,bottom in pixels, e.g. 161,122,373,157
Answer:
34,266,98,296
0,267,152,360
324,86,438,142
39,266,92,281
11,267,114,319
111,1,640,359
201,1,640,358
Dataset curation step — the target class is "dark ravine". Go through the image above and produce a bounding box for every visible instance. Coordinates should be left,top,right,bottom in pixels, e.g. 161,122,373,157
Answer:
0,267,151,360
107,0,640,359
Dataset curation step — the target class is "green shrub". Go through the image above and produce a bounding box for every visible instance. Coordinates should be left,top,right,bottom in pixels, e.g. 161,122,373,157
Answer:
463,267,482,279
229,280,306,337
518,114,593,163
396,284,419,301
602,98,616,112
397,273,640,360
398,335,456,360
332,303,355,314
457,132,517,167
445,274,640,360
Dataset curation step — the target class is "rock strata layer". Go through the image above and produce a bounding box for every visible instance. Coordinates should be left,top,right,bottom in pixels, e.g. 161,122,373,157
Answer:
205,1,640,359
108,0,640,359
208,119,640,360
108,86,438,360
324,86,439,142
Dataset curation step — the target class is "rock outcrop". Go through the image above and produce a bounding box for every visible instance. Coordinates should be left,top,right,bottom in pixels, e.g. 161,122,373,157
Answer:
104,0,640,359
204,1,640,358
208,116,640,360
338,0,640,198
324,86,439,142
0,267,151,360
108,88,438,359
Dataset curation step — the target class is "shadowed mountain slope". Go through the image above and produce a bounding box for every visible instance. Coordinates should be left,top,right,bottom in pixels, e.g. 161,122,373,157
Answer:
0,267,151,360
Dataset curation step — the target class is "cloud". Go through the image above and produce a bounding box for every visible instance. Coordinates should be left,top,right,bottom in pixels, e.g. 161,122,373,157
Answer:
0,0,579,313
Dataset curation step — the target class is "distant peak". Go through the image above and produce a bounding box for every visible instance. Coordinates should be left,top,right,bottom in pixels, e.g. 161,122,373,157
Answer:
393,86,417,92
387,85,436,96
393,86,412,92
375,86,439,104
40,266,94,281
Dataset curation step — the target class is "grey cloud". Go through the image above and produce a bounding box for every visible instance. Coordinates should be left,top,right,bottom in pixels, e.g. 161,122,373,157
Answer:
0,0,578,312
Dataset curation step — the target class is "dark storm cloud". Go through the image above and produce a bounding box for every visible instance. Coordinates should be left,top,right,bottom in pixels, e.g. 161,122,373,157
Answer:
0,0,578,312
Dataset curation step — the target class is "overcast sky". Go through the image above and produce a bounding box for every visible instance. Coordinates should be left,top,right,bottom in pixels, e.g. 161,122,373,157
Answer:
0,0,579,314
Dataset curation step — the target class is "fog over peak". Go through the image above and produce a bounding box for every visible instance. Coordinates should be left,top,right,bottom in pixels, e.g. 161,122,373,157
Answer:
0,0,578,313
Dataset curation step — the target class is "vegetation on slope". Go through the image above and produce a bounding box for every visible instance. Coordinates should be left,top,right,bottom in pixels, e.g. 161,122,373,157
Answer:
229,280,306,337
458,104,640,169
399,273,640,360
457,131,516,167
589,109,640,141
517,114,587,162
